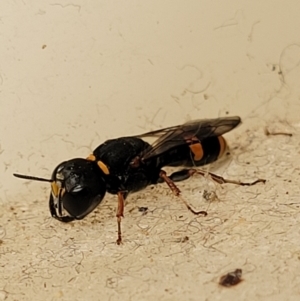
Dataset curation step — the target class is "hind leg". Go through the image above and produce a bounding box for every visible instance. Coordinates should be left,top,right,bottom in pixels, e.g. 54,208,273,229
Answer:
159,170,207,216
168,168,266,186
158,169,266,217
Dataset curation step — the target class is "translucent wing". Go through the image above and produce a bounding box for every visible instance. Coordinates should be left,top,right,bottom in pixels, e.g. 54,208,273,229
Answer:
135,116,241,160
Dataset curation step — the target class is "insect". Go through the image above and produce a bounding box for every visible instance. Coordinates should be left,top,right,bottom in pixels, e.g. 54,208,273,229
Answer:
219,269,243,287
14,116,265,244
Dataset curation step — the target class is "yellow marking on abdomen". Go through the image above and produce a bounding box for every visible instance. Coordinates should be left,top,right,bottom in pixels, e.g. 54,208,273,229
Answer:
189,143,204,161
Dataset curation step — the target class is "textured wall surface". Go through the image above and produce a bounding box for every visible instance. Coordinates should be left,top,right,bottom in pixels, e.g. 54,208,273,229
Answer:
1,1,300,300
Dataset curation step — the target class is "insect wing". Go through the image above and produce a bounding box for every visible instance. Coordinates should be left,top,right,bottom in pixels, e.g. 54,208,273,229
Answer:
137,116,241,160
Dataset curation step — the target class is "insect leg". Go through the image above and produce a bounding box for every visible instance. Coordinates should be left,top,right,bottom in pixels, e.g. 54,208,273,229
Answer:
159,170,181,196
172,169,266,186
159,170,207,216
116,191,126,245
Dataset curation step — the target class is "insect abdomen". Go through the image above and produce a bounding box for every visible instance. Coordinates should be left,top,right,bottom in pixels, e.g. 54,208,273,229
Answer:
160,136,227,168
190,135,227,166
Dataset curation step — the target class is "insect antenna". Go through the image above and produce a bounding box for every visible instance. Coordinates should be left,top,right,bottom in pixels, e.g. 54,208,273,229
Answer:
13,173,52,183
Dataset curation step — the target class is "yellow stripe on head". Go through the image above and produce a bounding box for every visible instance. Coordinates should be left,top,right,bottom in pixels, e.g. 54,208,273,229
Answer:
51,182,59,197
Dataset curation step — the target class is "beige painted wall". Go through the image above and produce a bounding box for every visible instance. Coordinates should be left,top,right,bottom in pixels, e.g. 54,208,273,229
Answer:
1,1,300,300
1,1,299,200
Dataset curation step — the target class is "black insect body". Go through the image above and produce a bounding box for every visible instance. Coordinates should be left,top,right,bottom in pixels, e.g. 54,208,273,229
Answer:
92,137,155,195
14,116,265,244
219,269,243,287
